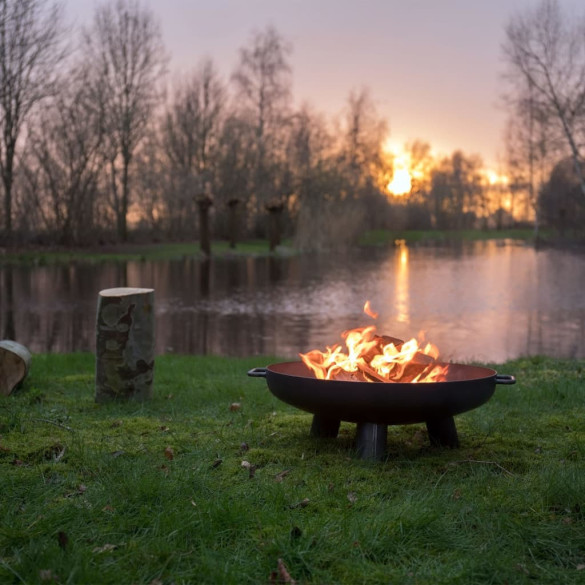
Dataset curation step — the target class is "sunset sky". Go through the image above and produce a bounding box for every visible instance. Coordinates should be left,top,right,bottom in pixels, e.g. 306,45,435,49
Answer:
64,0,583,168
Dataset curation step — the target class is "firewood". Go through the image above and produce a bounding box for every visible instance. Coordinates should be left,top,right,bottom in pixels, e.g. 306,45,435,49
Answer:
95,287,155,402
0,340,31,396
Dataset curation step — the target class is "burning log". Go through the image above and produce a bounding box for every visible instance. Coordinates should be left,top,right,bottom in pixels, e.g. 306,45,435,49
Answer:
299,302,450,384
95,287,155,402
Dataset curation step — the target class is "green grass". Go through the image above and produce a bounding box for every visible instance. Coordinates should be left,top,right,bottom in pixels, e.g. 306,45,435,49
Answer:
1,354,584,584
0,239,295,266
359,228,546,247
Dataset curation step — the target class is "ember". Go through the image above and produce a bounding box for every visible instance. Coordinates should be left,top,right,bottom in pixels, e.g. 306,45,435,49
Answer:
299,302,449,383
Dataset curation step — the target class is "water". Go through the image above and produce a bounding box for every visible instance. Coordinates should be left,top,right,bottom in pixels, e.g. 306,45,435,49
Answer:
1,240,584,363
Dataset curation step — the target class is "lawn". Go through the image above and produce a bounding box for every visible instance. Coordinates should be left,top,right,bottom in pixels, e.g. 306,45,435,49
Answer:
0,354,584,584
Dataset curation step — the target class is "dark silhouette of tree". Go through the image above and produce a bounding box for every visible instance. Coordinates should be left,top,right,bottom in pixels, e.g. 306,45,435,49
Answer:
503,0,585,198
231,26,292,246
22,65,105,245
162,59,224,243
0,0,66,244
430,151,484,229
83,0,167,241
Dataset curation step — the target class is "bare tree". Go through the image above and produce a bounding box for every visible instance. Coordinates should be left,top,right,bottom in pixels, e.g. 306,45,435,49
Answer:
503,0,585,198
23,65,105,244
162,59,224,245
0,0,65,243
83,0,167,241
339,87,389,204
232,26,292,246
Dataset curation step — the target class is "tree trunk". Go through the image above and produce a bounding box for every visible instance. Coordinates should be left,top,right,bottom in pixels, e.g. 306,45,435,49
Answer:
95,287,155,402
197,194,213,256
0,340,31,396
266,201,284,252
227,198,240,249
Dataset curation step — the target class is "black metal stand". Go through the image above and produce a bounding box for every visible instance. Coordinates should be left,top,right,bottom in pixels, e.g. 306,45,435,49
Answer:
310,414,340,438
426,416,460,448
355,422,388,461
308,414,460,460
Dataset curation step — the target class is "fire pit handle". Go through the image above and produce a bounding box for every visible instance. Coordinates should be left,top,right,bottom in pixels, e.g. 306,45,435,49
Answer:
247,367,267,378
495,374,516,385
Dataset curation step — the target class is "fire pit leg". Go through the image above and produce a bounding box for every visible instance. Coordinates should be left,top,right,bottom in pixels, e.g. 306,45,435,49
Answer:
310,414,340,438
355,423,387,461
426,417,460,448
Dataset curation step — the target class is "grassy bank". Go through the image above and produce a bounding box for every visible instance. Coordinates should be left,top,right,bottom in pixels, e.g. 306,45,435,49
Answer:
358,228,545,247
0,228,551,265
1,354,584,584
0,239,295,266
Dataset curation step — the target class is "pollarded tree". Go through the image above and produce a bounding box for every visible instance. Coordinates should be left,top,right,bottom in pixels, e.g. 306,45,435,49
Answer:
162,59,225,243
83,0,167,241
0,0,66,243
503,0,585,198
231,26,293,242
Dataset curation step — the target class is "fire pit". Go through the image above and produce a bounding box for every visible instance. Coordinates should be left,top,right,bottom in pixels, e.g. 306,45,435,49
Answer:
248,361,515,459
247,302,516,459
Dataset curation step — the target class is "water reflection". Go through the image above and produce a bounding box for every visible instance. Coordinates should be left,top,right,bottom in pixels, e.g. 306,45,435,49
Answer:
1,241,584,362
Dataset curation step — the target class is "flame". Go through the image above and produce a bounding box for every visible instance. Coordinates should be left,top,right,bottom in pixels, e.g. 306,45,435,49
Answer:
299,303,449,383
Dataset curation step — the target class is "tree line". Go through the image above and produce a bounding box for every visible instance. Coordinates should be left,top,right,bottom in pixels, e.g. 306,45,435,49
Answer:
502,0,585,238
0,0,583,251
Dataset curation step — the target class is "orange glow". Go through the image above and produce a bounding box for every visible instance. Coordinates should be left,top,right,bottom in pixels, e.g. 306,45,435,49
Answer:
299,302,449,383
387,155,412,196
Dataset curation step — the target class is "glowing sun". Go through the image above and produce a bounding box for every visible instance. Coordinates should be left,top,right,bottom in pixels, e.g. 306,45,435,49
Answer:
387,155,412,196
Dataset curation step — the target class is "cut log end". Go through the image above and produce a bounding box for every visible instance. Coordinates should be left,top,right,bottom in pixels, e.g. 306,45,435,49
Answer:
0,341,32,396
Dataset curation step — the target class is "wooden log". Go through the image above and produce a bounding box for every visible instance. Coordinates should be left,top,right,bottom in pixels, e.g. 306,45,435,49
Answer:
95,287,155,403
0,340,32,396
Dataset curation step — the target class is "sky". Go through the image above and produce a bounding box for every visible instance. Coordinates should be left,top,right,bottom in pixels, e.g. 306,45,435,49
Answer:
63,0,584,169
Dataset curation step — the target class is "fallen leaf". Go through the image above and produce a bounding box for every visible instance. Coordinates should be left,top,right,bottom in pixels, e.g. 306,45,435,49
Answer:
102,505,115,513
78,484,87,494
190,500,197,507
92,543,117,554
453,489,462,500
160,426,170,432
241,460,251,469
230,402,241,411
39,569,58,581
57,531,68,549
577,564,585,571
110,420,123,428
211,458,222,469
276,558,296,584
275,469,290,482
290,526,302,539
164,446,174,460
347,492,357,503
289,498,310,509
240,442,249,452
10,459,25,466
111,450,125,458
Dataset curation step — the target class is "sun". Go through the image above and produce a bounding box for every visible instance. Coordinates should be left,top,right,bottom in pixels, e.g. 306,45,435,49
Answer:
387,155,412,196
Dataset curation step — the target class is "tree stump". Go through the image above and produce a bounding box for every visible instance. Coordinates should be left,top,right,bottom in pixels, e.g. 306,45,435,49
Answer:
0,340,32,396
95,287,155,403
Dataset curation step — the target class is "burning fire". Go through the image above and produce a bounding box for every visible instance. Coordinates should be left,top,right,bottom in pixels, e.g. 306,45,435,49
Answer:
299,302,449,383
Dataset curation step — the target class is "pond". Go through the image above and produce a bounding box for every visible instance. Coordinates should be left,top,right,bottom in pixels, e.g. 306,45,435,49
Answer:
1,240,584,363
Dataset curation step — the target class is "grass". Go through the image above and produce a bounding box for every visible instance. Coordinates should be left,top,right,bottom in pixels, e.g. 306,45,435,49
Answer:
0,354,584,584
0,228,555,265
0,239,295,266
358,228,546,247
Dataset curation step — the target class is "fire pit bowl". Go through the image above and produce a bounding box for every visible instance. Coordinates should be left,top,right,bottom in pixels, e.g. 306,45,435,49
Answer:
248,361,516,459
